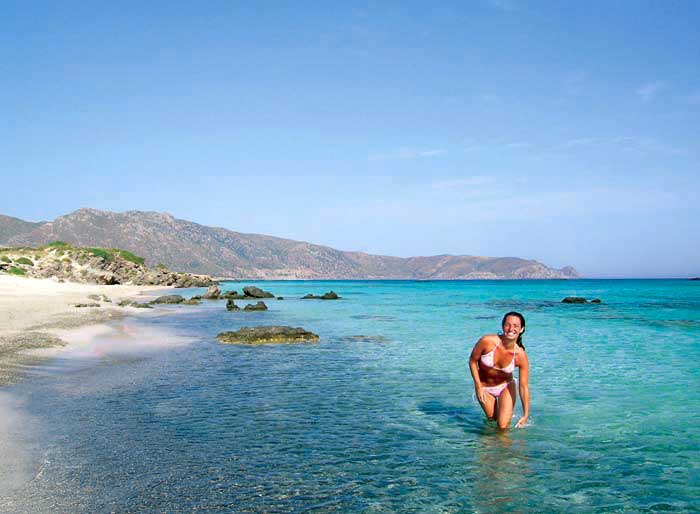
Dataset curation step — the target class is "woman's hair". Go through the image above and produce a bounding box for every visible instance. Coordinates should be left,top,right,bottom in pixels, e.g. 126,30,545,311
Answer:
502,311,526,349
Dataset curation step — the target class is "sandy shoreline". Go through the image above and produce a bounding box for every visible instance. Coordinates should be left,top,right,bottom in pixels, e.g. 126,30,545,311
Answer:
0,275,174,385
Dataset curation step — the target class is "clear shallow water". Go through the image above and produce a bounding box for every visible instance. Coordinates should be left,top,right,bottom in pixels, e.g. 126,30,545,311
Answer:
1,280,699,513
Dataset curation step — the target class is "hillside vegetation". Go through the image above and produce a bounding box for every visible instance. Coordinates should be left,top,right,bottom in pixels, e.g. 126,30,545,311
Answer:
0,242,214,287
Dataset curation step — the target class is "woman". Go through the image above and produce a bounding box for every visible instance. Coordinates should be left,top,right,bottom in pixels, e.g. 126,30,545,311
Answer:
469,311,530,429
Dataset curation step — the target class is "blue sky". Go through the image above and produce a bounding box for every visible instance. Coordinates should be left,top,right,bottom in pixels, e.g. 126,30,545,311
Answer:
1,1,698,277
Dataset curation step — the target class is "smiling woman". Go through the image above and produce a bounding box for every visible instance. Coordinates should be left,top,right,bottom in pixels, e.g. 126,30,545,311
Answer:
469,311,530,429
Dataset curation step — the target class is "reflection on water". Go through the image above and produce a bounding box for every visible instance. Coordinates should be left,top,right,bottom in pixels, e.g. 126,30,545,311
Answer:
473,426,531,514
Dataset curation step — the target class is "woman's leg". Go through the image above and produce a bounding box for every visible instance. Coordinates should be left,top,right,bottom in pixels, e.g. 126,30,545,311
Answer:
478,391,498,420
496,381,517,429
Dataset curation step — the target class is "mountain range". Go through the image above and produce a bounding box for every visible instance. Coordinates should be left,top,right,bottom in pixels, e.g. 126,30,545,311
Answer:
0,209,578,279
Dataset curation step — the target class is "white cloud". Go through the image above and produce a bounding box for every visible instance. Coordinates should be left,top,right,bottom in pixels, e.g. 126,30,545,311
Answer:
368,148,446,161
636,81,666,103
560,137,601,149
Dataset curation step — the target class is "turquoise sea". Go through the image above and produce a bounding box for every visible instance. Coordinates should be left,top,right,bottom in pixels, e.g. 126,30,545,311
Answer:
1,280,698,513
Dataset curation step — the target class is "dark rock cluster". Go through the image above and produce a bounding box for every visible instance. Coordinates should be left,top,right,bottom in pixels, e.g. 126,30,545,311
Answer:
561,297,602,304
301,291,340,300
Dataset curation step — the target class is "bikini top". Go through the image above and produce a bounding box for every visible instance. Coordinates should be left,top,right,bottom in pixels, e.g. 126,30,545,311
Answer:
479,340,517,373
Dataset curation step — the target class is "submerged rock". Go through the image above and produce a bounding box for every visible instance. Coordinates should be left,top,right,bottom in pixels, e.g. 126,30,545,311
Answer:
591,298,602,304
338,335,389,343
183,298,201,305
151,294,186,304
243,286,275,299
561,297,588,304
244,301,268,311
217,326,319,345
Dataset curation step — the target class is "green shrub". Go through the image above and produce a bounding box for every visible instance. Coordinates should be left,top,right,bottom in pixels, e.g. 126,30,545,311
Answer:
156,263,168,270
48,241,70,247
34,255,41,260
89,248,114,261
1,256,10,263
7,267,25,276
116,249,145,265
16,257,34,266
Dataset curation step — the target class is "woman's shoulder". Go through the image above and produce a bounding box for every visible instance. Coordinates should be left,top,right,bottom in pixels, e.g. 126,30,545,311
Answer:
478,334,500,346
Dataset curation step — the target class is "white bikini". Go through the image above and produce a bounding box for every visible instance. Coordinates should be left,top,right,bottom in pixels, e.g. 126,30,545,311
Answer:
479,340,517,397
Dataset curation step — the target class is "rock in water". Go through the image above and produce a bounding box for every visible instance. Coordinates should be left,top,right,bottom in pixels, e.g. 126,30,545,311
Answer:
226,299,240,311
243,286,275,298
203,285,221,299
561,297,588,304
151,294,185,304
302,290,341,300
243,301,268,311
217,326,319,345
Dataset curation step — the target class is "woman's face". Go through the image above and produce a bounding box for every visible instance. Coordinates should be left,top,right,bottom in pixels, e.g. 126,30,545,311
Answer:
502,315,524,339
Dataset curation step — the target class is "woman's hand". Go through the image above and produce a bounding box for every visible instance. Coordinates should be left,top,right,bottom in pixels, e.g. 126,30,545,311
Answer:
475,385,486,404
515,415,528,428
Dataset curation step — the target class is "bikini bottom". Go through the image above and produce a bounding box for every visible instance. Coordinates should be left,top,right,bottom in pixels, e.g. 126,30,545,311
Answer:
482,379,515,398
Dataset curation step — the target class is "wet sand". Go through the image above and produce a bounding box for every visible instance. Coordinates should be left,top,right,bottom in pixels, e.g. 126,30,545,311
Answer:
0,275,170,385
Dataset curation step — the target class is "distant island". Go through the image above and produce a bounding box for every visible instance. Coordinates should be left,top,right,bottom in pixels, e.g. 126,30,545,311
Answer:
0,209,579,280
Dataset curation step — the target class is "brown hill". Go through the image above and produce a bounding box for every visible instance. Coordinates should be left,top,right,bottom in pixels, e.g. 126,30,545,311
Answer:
1,208,579,279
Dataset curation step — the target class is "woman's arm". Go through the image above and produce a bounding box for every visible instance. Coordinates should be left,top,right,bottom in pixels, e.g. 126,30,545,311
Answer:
469,338,487,403
515,350,530,428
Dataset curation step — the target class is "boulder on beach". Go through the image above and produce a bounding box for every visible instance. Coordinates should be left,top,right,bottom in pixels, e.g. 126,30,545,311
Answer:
87,294,111,303
217,326,319,345
561,297,588,304
151,294,185,304
203,285,221,300
226,299,240,311
244,301,268,311
117,299,153,308
243,286,275,299
302,290,341,300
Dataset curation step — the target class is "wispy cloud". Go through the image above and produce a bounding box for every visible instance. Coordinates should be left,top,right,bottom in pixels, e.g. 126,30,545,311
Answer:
560,137,601,149
636,81,666,103
369,148,447,161
557,136,683,155
432,176,494,190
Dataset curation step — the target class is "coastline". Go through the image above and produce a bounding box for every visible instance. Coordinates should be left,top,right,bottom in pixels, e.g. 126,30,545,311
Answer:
0,275,175,386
